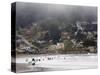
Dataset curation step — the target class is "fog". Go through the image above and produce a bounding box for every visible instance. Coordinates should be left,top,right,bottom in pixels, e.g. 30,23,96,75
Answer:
16,2,97,27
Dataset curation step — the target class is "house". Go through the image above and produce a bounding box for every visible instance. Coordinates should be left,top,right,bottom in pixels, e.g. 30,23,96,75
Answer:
48,43,64,50
88,47,96,53
61,32,71,39
56,43,64,50
48,45,57,50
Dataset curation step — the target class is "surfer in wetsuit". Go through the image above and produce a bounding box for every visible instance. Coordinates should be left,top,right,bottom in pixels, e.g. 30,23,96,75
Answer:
32,58,35,65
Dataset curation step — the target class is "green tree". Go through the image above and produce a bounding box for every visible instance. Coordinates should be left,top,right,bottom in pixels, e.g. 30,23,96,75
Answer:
64,39,73,53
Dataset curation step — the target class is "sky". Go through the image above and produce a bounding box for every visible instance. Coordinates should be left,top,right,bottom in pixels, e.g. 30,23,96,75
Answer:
15,2,97,27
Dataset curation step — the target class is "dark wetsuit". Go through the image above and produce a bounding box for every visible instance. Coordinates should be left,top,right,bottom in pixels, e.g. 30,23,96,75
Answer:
32,58,35,65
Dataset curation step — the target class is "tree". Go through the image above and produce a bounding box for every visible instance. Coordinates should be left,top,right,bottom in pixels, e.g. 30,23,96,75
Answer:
64,39,73,53
83,39,96,47
49,24,61,44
